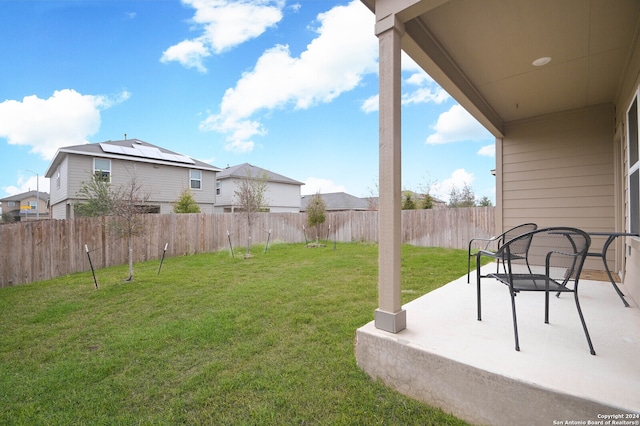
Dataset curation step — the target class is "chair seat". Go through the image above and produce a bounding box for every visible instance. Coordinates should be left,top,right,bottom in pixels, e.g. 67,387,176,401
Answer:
477,249,527,261
489,273,573,292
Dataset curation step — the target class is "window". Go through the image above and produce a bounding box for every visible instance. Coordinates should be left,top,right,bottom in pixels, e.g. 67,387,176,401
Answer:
28,201,37,209
216,181,221,195
7,201,16,207
190,170,202,190
94,158,111,182
56,168,60,190
628,92,639,234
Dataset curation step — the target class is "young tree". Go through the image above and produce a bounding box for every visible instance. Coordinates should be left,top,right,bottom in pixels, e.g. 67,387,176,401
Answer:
306,192,326,244
402,191,417,210
75,171,150,281
421,194,435,209
448,183,477,208
1,212,15,224
366,178,379,210
417,177,437,209
478,196,493,207
233,167,269,256
110,175,150,281
173,189,201,213
75,173,115,217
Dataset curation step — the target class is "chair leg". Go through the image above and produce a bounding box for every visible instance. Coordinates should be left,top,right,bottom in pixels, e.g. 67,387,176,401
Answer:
544,288,550,324
510,289,520,351
573,292,596,355
467,242,474,284
476,253,482,321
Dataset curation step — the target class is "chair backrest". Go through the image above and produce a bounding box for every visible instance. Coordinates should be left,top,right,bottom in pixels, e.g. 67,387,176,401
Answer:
505,227,591,285
498,223,538,256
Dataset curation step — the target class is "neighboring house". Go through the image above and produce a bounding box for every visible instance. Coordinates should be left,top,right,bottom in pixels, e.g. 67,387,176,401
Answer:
362,0,640,326
214,163,303,213
0,190,50,222
301,192,371,212
44,139,221,219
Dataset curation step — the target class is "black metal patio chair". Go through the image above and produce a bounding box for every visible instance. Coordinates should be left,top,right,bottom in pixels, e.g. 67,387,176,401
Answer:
467,223,537,283
476,227,595,355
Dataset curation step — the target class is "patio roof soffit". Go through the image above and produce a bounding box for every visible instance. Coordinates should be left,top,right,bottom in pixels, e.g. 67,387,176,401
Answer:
367,0,449,23
362,0,504,138
402,17,504,137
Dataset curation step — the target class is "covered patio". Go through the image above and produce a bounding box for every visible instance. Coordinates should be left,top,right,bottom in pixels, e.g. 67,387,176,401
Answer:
356,263,640,424
357,1,640,423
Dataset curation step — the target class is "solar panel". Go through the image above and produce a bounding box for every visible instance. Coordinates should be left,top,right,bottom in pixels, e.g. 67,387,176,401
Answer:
99,143,195,164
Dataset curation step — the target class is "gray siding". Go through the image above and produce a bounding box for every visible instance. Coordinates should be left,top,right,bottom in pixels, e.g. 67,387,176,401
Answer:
49,156,70,206
54,154,216,216
214,178,301,213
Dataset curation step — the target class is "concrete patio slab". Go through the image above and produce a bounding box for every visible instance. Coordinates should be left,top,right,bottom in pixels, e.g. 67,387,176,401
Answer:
356,263,640,425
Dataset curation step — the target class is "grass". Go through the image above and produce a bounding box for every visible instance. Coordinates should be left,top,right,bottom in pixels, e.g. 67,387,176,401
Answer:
0,242,476,425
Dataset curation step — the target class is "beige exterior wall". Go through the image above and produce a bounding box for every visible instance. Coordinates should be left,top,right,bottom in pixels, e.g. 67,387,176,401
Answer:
500,104,615,271
49,156,71,219
20,194,49,220
214,178,301,213
49,154,217,218
265,181,301,212
615,34,640,305
1,194,49,220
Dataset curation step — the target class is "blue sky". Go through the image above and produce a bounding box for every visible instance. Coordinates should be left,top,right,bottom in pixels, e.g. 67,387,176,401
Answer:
0,0,495,203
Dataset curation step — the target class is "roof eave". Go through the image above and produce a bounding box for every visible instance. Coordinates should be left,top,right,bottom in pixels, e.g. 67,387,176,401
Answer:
44,148,221,176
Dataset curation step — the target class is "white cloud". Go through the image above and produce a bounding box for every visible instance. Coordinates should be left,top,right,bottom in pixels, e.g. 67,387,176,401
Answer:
426,104,491,144
360,95,378,113
3,174,50,197
202,0,378,153
361,52,449,113
302,177,346,196
161,0,284,72
0,89,130,160
289,3,301,13
402,85,449,107
161,39,211,73
430,168,474,202
477,144,495,157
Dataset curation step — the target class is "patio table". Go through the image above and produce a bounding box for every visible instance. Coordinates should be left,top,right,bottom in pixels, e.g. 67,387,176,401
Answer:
587,232,639,307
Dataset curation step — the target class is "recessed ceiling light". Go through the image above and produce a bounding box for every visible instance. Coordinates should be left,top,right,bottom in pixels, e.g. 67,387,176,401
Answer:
532,57,552,67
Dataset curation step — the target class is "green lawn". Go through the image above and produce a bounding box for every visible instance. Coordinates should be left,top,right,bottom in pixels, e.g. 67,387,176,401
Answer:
0,243,473,425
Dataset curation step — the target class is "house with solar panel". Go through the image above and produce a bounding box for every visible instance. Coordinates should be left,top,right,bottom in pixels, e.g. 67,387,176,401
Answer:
44,138,222,219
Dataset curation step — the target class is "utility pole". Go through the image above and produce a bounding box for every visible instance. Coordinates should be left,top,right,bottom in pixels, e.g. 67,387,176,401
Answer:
26,170,39,220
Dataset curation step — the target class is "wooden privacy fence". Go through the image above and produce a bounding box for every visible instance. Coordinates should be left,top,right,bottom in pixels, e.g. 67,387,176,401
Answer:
0,207,494,287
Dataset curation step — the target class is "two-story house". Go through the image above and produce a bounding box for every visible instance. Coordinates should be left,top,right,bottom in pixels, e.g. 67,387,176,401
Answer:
44,139,221,219
0,190,50,222
214,163,303,213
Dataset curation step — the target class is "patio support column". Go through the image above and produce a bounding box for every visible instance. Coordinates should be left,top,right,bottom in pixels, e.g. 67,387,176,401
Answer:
374,13,406,333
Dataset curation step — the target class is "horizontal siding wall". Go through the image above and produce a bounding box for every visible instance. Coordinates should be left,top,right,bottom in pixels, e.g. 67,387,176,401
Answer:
501,104,616,269
502,105,615,229
0,208,495,287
